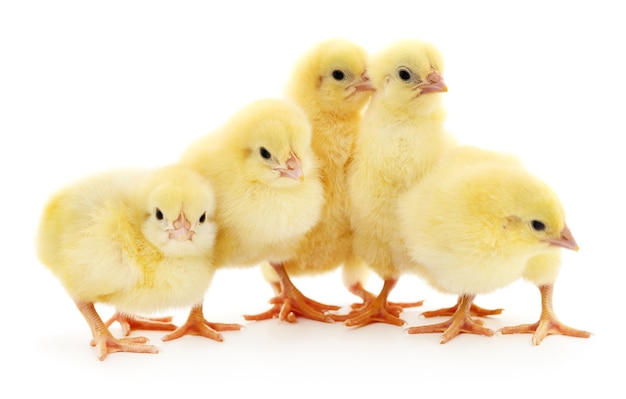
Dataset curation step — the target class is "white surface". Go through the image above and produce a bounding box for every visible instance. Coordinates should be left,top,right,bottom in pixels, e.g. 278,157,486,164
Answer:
1,1,621,396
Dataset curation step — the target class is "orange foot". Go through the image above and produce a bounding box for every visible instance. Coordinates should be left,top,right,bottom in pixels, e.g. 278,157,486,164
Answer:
104,312,177,336
497,284,591,345
162,304,243,342
75,300,159,361
421,298,503,318
244,263,339,323
406,294,495,344
90,331,159,361
348,281,424,310
342,279,406,327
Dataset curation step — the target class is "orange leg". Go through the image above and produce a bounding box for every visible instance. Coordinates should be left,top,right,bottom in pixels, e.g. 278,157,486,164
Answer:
498,284,592,345
162,303,243,342
104,312,177,336
343,278,406,327
75,300,158,361
421,296,503,318
406,294,495,344
244,263,339,323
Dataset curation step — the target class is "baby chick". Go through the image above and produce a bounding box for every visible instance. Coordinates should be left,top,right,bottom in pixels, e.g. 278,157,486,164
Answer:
173,98,325,334
243,38,377,323
345,38,455,327
36,164,219,360
498,250,591,344
397,145,589,343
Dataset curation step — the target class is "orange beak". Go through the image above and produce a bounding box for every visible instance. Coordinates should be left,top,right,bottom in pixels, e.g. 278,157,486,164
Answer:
276,152,304,181
545,224,579,251
416,70,447,95
168,213,194,241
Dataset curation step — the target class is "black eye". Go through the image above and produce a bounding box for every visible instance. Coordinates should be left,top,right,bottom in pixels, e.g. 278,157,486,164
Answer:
155,208,163,220
397,67,412,82
531,220,546,231
331,69,345,81
199,212,206,224
260,147,271,159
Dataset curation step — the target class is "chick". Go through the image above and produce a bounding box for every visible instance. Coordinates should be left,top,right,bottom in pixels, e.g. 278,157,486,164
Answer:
498,250,592,344
397,145,590,343
36,164,220,360
172,98,325,334
345,38,455,327
243,38,378,323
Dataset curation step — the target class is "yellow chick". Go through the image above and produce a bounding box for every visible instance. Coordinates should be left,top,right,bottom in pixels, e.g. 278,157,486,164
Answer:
498,250,592,344
36,164,220,360
243,38,377,323
345,38,456,327
397,145,590,344
172,98,325,335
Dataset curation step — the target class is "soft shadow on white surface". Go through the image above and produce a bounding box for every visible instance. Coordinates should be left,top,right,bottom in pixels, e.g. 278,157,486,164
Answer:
2,1,622,396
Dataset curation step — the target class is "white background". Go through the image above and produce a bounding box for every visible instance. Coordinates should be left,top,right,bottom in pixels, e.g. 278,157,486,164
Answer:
1,0,623,396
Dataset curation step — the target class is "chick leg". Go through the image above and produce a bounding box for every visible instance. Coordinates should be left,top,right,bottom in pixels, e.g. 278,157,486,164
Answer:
244,263,338,323
104,312,177,336
498,284,592,345
161,303,243,342
75,300,159,361
421,296,503,318
406,294,495,344
343,278,406,327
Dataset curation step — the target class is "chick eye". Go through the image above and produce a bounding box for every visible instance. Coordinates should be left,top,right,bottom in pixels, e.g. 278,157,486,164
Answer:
155,208,164,220
331,69,345,81
198,212,206,224
531,220,546,231
259,147,272,160
397,67,413,82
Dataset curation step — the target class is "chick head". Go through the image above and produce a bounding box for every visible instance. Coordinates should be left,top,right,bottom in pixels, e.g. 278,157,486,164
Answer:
462,166,578,257
286,38,374,115
225,98,317,189
369,38,447,117
139,165,217,256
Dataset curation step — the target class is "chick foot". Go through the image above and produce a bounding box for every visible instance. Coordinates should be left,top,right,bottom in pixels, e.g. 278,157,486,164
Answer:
421,296,503,318
406,294,495,344
244,263,338,323
498,284,591,345
348,281,424,310
162,304,243,342
104,312,177,336
343,279,406,327
76,300,158,361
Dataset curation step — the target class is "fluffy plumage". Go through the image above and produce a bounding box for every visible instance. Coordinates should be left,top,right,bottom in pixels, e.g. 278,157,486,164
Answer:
36,164,219,360
397,145,590,343
244,38,376,323
346,38,455,327
173,98,325,333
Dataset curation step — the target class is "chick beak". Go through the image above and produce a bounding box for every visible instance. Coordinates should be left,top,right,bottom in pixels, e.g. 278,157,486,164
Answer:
546,224,579,251
350,72,375,93
416,70,448,95
168,213,194,241
277,152,304,181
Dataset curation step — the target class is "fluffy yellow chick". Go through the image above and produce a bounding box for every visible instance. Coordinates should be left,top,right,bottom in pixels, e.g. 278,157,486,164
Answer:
345,38,456,327
397,145,590,343
172,98,325,335
243,38,377,323
36,164,220,360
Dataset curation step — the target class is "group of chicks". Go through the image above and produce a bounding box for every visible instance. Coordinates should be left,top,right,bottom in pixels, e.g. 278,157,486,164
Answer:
36,38,591,361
